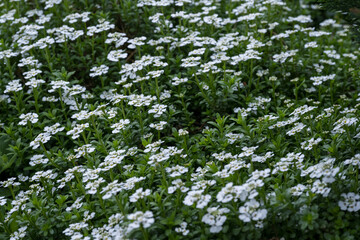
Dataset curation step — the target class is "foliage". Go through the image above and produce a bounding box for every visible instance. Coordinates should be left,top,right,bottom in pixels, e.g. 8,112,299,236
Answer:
0,0,360,239
314,0,360,39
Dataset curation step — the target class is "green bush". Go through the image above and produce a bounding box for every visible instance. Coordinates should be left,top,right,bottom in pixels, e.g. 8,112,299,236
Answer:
315,0,360,38
0,0,360,239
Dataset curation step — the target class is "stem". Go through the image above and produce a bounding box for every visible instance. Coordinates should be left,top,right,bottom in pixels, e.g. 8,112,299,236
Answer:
194,73,212,107
138,107,144,135
33,87,40,113
8,186,15,200
155,77,160,102
6,59,14,80
161,165,168,188
100,76,105,88
91,116,108,154
13,92,22,113
141,226,149,240
58,89,68,120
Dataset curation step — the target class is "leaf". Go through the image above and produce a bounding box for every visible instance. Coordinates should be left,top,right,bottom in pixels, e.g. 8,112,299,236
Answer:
56,195,68,207
0,135,11,154
0,154,16,174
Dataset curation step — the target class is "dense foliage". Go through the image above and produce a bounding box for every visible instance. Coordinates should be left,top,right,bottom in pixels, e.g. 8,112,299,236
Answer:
315,0,360,38
0,0,360,239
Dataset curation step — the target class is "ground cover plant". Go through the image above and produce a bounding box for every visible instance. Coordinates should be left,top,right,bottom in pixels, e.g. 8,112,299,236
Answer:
0,0,360,239
316,0,360,39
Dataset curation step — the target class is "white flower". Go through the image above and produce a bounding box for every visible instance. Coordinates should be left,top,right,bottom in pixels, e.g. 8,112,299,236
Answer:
290,184,307,196
127,211,154,230
149,121,167,130
74,144,96,158
44,123,65,135
29,154,48,166
107,50,128,62
178,129,189,136
127,36,146,49
19,113,38,125
66,123,89,139
148,104,167,118
216,182,248,203
127,94,156,107
239,199,267,224
90,65,109,77
129,188,151,202
310,74,336,86
10,226,27,240
30,133,51,149
202,206,230,233
101,180,122,199
338,193,360,212
0,196,7,206
171,77,188,86
183,190,211,209
301,137,322,150
23,69,42,79
225,133,244,144
286,122,306,136
111,119,130,133
106,32,128,48
166,165,188,177
175,222,189,236
168,179,188,194
273,50,298,63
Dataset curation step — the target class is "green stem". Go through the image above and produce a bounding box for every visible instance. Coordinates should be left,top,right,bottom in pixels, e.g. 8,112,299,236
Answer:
138,107,144,135
91,116,108,154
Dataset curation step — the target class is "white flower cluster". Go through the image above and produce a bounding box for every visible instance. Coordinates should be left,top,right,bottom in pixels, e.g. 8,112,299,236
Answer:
89,65,109,77
290,105,317,117
183,190,211,209
332,117,358,134
286,122,306,136
63,12,91,23
175,222,189,236
202,206,230,233
148,146,182,166
91,213,127,240
127,94,156,107
10,226,27,240
225,132,244,144
339,193,360,212
272,152,305,174
111,119,130,133
148,104,167,118
29,133,51,149
239,199,267,228
300,137,322,150
273,50,298,63
166,165,188,177
74,144,96,158
127,211,154,230
310,74,336,86
344,154,360,169
129,188,151,202
301,157,339,184
107,49,128,62
105,32,128,48
213,159,249,178
18,113,38,125
29,154,48,166
66,123,89,139
168,179,189,194
216,182,249,203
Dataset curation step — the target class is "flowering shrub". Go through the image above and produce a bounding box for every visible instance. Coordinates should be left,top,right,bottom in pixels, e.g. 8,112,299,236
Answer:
0,0,360,239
